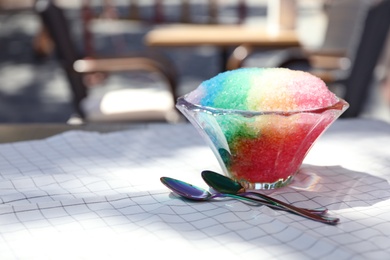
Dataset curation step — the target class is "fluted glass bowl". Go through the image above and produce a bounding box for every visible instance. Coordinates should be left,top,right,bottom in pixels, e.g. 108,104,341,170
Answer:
176,95,349,190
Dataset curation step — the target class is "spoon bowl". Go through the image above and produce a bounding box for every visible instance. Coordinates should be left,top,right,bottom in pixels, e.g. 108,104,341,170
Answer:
160,176,267,204
160,176,214,201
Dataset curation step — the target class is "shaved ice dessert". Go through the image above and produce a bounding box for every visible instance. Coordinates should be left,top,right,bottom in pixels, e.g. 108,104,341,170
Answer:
177,68,348,189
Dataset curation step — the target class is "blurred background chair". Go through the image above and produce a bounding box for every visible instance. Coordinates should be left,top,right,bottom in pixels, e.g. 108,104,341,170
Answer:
227,0,367,72
269,0,368,72
229,0,390,118
337,0,390,117
84,0,247,25
34,0,180,124
279,0,390,118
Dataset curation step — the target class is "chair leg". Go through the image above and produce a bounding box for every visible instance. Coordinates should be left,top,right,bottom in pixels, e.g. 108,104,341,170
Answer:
153,0,164,24
381,75,390,106
208,0,218,24
180,0,191,23
81,0,94,57
226,44,253,70
32,27,53,58
101,0,118,19
128,0,140,20
237,0,247,24
65,70,88,119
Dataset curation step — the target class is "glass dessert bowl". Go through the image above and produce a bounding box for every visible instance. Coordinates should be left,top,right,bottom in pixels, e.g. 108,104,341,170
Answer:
177,96,349,190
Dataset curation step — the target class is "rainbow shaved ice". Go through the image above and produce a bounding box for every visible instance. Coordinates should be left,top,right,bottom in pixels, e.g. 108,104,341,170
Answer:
178,67,348,189
186,67,338,111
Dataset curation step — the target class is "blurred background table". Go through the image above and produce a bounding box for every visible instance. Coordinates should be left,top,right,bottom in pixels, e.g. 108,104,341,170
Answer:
145,24,301,71
145,25,300,47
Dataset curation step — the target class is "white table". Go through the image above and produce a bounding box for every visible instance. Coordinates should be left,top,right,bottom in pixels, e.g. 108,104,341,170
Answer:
1,119,390,259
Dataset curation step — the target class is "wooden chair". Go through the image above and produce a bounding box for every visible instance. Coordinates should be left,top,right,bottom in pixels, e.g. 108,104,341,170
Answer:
338,0,390,117
228,0,390,118
34,0,180,123
227,0,368,71
273,0,390,118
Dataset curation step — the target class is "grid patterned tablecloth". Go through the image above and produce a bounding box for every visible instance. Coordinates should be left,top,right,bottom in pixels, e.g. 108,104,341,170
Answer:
1,119,390,259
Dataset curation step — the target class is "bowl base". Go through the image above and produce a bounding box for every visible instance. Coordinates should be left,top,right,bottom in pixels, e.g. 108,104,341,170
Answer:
237,175,294,190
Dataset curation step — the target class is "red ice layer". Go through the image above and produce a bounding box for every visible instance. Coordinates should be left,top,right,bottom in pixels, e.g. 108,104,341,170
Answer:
228,115,333,184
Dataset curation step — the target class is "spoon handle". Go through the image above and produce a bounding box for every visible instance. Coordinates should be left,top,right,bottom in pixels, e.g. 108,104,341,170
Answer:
216,193,327,215
241,192,339,225
240,192,328,215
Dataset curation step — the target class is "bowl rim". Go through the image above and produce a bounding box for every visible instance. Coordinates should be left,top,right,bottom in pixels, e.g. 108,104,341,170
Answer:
176,95,349,117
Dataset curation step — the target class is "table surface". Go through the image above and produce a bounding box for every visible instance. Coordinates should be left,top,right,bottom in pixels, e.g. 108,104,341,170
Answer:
1,119,390,259
145,24,301,47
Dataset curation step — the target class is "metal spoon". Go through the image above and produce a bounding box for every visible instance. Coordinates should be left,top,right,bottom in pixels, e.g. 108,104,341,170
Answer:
201,170,339,225
160,177,326,213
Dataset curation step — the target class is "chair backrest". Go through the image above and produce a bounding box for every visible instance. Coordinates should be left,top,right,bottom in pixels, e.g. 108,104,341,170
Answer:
34,0,87,117
342,0,390,117
321,0,368,53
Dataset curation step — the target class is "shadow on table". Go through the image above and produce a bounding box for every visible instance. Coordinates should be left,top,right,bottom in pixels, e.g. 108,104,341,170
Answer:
279,164,390,210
